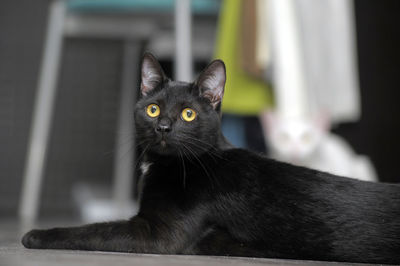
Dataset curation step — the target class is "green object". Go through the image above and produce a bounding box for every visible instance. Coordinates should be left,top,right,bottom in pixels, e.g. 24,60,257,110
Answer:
215,0,272,115
67,0,220,14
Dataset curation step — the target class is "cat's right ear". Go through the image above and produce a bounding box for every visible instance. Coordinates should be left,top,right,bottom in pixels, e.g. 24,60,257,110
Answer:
140,52,166,96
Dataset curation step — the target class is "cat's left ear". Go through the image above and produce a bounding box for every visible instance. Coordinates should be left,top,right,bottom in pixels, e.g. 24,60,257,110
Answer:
195,59,226,109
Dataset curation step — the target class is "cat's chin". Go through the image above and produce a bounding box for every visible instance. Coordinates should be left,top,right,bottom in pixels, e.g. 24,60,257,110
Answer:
149,142,179,156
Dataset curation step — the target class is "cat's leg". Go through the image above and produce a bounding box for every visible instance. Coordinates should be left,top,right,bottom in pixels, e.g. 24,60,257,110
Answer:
22,214,197,254
185,226,267,258
22,219,148,252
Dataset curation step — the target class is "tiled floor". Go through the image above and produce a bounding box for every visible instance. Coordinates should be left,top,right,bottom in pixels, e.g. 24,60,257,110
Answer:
0,220,360,266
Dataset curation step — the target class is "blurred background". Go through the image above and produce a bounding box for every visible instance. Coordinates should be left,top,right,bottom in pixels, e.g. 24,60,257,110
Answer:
0,0,399,225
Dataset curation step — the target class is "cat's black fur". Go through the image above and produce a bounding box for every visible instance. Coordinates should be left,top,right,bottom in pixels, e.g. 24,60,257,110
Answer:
22,53,400,264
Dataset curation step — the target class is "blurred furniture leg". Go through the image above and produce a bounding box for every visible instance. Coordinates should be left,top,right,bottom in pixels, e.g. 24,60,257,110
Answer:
19,0,202,225
112,41,140,216
175,0,193,81
19,0,66,226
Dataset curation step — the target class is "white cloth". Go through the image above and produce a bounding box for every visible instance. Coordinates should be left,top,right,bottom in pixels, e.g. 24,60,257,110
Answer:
267,0,361,123
296,0,361,123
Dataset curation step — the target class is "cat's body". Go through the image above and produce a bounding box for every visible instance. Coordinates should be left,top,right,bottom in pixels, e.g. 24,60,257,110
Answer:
139,148,400,262
22,54,400,264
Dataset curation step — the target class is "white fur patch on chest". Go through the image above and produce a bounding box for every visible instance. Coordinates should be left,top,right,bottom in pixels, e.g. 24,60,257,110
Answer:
140,161,153,176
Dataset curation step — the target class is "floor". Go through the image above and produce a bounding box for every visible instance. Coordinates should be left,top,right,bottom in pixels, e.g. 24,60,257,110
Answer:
0,220,363,266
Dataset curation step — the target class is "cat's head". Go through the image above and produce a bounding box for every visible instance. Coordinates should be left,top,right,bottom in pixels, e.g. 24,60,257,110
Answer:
262,112,328,161
134,53,226,157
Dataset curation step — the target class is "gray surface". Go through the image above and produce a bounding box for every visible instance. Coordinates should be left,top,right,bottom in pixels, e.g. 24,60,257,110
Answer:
0,221,364,266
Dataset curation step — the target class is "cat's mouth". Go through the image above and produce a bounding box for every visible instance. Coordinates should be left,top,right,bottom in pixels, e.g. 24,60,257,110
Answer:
160,140,167,148
157,134,168,148
151,137,176,155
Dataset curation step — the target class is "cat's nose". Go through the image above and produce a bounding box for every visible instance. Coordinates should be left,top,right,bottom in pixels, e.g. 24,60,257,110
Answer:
156,124,171,133
156,118,172,133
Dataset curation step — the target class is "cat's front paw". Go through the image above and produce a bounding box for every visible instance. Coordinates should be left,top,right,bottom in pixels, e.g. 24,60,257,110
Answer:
22,229,48,249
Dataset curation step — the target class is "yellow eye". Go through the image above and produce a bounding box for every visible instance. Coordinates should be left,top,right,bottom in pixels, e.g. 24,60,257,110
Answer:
181,108,196,122
146,104,160,117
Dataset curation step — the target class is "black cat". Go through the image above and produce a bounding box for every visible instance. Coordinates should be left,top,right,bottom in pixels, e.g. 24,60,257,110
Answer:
22,53,400,264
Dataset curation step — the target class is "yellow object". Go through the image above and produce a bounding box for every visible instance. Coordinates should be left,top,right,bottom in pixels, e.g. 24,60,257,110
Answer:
181,108,197,122
215,0,272,115
146,104,160,117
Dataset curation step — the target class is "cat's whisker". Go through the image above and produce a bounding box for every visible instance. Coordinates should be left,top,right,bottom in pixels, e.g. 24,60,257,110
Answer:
177,148,186,189
179,135,221,151
134,143,150,170
180,143,216,189
178,139,222,161
181,135,216,148
179,144,196,166
115,139,149,162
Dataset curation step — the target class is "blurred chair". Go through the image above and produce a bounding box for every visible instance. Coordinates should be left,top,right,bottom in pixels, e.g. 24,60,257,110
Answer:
19,0,219,226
